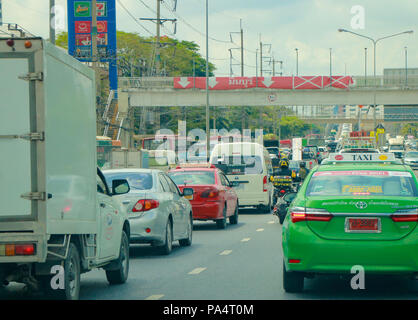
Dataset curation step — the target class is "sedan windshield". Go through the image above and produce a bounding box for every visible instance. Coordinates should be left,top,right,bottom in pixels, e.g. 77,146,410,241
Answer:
306,171,417,197
168,171,215,185
104,172,153,190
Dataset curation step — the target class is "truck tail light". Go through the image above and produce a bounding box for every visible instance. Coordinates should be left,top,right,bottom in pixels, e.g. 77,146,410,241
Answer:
0,244,35,256
201,188,219,198
263,176,268,192
290,208,333,223
132,199,159,212
6,39,14,47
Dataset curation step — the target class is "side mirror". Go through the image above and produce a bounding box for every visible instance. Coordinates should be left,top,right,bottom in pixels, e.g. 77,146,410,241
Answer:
283,192,297,203
182,187,194,197
229,181,240,187
112,179,130,195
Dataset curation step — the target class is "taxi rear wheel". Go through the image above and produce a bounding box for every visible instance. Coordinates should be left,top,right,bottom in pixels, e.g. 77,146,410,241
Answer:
283,262,304,293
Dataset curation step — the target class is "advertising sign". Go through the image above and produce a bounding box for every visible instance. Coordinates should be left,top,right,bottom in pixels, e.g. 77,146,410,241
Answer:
68,0,117,94
292,138,302,161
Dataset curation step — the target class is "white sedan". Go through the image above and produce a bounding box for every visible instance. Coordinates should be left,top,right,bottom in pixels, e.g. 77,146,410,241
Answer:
103,169,194,255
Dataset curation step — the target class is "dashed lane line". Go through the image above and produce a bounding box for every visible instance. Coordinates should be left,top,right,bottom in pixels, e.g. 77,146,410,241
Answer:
256,228,265,232
188,267,207,275
219,250,232,256
241,238,251,242
145,294,164,300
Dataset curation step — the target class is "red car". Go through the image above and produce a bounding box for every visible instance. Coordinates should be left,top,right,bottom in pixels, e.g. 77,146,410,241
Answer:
168,165,239,229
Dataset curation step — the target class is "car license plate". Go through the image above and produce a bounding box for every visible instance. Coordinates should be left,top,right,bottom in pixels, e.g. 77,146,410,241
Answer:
345,217,381,233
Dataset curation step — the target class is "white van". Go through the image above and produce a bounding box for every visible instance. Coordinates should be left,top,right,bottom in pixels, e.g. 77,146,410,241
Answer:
210,142,274,212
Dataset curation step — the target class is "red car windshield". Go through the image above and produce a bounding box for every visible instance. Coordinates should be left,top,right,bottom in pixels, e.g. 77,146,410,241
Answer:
168,171,215,185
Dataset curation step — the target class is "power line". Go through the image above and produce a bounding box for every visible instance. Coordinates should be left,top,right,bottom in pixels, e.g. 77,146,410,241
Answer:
117,0,154,36
161,0,231,44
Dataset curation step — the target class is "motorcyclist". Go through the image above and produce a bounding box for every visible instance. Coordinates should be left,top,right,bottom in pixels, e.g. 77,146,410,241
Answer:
298,161,310,181
277,159,295,178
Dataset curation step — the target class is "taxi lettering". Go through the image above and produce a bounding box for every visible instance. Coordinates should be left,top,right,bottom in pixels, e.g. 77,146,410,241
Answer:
342,185,383,194
352,154,372,161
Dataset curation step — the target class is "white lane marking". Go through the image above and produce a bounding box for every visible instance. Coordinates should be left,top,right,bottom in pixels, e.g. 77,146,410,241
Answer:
145,294,164,300
188,267,207,275
219,250,232,256
268,220,275,224
256,228,265,232
241,237,251,242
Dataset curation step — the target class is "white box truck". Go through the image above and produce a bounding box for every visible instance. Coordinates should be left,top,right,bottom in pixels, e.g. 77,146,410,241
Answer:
0,38,131,299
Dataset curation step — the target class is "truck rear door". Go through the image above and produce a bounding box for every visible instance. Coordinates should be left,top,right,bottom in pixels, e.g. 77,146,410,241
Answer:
0,56,35,220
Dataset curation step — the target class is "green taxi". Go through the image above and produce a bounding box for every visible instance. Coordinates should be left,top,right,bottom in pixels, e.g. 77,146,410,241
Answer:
282,153,418,292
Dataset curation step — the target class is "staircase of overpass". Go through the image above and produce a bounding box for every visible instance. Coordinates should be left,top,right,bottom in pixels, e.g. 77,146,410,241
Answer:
119,75,418,108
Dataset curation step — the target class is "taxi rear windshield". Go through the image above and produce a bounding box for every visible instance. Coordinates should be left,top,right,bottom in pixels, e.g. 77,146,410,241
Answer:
306,171,418,197
168,171,215,185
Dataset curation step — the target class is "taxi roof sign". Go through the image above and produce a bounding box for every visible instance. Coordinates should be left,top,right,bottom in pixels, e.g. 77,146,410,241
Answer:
325,153,396,163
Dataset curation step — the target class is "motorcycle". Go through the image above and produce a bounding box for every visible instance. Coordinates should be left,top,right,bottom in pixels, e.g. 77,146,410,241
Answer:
273,192,298,224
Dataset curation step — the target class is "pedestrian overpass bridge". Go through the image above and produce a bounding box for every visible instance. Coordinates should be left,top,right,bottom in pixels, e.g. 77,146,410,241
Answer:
118,76,418,108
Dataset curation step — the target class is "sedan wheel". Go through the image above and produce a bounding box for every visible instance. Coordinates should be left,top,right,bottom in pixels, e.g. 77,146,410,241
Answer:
158,219,173,255
216,206,227,229
229,202,239,225
179,214,193,247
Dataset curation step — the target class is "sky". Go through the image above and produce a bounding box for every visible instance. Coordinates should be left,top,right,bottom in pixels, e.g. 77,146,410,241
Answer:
2,0,417,77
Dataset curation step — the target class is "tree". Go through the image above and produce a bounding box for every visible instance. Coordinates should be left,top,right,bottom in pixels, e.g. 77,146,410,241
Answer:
400,123,418,137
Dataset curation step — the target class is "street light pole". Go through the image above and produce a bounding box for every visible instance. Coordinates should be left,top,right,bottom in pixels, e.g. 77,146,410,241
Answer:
329,48,332,88
295,48,299,76
364,47,367,86
205,0,210,160
405,46,408,87
338,28,413,130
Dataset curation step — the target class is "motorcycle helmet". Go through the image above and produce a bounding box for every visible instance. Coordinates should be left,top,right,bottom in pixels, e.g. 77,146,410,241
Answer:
280,159,289,168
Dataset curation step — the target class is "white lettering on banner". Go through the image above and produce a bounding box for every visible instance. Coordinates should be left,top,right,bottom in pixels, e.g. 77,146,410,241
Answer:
350,5,365,30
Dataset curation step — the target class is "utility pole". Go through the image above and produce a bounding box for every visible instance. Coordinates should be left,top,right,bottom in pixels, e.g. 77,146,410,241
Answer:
156,0,161,75
260,35,263,77
140,1,177,76
229,20,244,76
0,0,3,27
240,19,244,77
49,0,55,44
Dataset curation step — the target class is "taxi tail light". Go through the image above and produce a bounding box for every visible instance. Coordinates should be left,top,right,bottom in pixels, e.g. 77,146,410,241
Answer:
132,199,159,212
201,188,219,198
263,176,268,192
291,208,333,223
391,209,418,222
288,259,301,264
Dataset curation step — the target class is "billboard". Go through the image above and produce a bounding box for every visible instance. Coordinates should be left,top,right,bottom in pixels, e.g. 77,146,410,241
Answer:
67,0,118,95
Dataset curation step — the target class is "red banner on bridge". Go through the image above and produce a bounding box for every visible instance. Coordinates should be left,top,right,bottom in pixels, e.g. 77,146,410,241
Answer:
173,76,353,90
